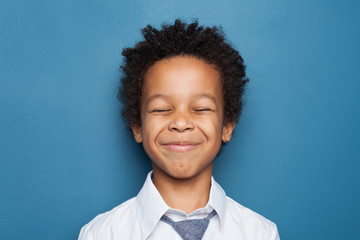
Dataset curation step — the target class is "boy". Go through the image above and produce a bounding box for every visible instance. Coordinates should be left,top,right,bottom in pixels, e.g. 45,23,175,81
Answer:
79,19,280,240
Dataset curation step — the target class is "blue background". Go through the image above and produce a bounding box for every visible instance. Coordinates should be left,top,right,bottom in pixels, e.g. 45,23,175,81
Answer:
1,0,359,239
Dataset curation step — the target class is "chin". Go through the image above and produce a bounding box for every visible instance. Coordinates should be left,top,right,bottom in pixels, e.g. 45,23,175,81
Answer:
166,165,211,181
170,172,196,180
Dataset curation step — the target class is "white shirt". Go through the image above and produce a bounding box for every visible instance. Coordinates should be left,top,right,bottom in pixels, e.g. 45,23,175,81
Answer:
79,172,280,240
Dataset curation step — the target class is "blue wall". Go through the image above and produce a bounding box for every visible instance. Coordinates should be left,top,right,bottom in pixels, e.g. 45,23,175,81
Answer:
1,0,359,239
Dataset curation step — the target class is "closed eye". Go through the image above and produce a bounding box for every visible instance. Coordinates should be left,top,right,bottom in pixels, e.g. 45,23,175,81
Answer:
150,109,171,113
194,108,213,112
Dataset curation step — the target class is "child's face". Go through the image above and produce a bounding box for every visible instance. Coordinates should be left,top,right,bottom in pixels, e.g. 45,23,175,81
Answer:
131,56,235,179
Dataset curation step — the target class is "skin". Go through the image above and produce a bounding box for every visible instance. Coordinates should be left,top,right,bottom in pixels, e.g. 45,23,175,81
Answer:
131,55,235,213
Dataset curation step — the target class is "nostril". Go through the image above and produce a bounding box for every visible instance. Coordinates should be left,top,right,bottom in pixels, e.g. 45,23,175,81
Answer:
169,123,194,132
168,113,195,132
171,126,191,132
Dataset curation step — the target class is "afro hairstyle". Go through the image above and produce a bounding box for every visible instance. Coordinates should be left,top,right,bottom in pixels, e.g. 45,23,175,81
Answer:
118,19,248,128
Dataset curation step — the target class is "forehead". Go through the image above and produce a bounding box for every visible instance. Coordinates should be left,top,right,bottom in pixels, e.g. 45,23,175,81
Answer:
142,56,222,97
145,55,220,76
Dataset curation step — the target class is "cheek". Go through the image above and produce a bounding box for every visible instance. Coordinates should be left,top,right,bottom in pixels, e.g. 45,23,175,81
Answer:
196,116,223,136
142,117,167,140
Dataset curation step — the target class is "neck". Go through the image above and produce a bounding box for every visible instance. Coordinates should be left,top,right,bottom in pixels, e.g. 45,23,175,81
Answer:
152,164,213,214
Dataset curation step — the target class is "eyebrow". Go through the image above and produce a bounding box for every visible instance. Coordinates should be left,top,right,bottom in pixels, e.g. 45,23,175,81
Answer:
145,94,170,105
146,93,217,104
193,94,217,104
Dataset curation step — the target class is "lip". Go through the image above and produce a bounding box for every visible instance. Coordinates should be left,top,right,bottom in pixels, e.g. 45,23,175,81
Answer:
161,141,200,152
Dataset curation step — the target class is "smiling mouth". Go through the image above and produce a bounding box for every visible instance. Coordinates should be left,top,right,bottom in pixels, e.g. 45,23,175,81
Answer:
161,142,200,152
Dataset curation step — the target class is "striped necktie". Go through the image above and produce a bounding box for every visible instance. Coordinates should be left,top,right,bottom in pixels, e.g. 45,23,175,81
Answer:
160,210,217,240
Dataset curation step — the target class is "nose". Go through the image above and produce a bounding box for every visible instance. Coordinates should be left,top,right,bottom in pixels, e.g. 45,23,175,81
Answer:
168,110,194,133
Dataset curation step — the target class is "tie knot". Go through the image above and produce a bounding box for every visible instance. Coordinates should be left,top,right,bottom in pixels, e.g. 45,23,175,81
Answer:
160,210,217,240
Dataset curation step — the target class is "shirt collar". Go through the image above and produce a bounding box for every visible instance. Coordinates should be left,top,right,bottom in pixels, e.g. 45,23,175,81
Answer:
208,176,227,229
136,172,169,239
136,172,228,239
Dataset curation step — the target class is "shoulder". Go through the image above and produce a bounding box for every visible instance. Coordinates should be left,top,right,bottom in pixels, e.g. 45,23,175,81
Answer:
78,197,138,239
225,197,280,239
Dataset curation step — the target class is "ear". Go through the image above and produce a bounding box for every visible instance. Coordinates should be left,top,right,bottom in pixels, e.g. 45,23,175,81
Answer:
131,124,143,143
222,121,235,143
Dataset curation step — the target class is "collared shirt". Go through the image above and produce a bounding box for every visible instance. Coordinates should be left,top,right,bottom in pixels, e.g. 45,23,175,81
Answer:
78,172,280,240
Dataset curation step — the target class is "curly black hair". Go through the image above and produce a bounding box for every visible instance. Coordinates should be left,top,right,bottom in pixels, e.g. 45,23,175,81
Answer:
118,19,248,128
